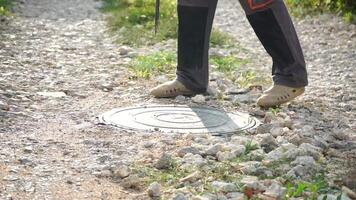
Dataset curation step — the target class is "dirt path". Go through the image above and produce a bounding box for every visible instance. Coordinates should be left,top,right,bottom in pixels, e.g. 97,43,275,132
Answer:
0,0,355,199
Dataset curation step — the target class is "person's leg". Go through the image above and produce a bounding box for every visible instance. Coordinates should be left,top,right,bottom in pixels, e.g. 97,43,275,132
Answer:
150,0,217,98
239,0,308,107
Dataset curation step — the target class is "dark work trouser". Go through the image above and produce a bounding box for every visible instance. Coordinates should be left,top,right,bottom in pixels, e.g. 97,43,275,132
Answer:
176,0,308,93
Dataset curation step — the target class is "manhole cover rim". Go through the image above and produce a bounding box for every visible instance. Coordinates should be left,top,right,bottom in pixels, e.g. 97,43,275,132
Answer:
98,104,260,134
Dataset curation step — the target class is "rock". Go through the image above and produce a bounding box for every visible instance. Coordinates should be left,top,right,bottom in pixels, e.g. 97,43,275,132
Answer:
246,149,265,161
144,141,155,148
343,169,356,191
120,175,141,189
226,192,244,199
263,183,286,200
147,182,162,197
113,165,131,179
317,194,351,200
226,88,250,95
270,127,284,137
177,147,201,157
192,95,206,103
231,136,257,147
98,169,112,178
181,153,206,168
265,148,284,163
301,125,315,137
260,134,279,153
239,161,261,174
180,171,202,183
256,124,273,134
342,186,356,199
118,46,131,55
291,156,316,168
216,151,236,161
24,146,33,153
298,143,323,160
37,91,66,97
231,145,246,157
172,193,188,200
155,153,174,170
205,144,223,156
3,175,19,181
232,94,251,104
175,95,186,102
211,181,238,193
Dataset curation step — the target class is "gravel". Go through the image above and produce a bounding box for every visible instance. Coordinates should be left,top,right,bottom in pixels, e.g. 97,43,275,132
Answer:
0,0,355,199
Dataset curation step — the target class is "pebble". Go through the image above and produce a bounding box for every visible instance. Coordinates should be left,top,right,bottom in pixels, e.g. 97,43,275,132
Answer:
211,181,238,193
113,164,131,179
120,175,141,189
172,193,188,200
177,147,201,157
155,153,174,170
147,182,162,197
192,95,206,103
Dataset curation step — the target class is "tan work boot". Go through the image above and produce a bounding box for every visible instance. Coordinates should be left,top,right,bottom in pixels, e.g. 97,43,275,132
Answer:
150,79,195,98
257,84,305,107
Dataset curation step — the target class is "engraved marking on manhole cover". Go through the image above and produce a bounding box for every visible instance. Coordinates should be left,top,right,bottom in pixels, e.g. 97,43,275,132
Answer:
99,105,260,135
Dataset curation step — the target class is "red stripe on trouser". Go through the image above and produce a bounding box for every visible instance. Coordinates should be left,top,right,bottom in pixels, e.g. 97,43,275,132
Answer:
248,0,273,10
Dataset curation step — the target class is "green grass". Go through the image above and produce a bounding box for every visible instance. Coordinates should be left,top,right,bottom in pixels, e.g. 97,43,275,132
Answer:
129,51,249,81
0,0,12,16
284,174,329,200
129,51,176,79
101,0,235,46
286,0,356,23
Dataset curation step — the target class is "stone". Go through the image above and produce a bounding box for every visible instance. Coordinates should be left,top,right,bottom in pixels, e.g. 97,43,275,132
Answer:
118,46,131,55
298,143,322,160
317,194,351,200
175,95,186,102
205,144,223,156
172,193,188,200
263,183,287,199
182,153,206,168
239,161,261,174
265,148,284,163
291,156,316,168
216,151,236,162
3,175,19,181
37,91,66,97
256,124,273,134
192,95,206,103
24,146,33,153
147,182,162,197
120,175,141,189
177,147,201,157
113,164,131,179
246,149,265,161
226,192,244,199
270,127,284,137
155,153,174,170
301,125,315,137
231,145,246,157
211,181,238,193
260,134,279,153
232,94,251,104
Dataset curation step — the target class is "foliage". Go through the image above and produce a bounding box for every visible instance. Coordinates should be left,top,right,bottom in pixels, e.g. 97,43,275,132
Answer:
129,51,248,80
0,0,12,16
101,0,234,46
284,174,329,199
286,0,356,23
129,51,176,79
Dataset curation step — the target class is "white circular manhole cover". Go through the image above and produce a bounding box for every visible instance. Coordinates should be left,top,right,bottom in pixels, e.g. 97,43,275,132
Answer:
99,105,260,135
